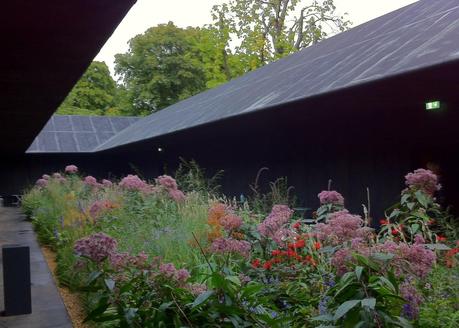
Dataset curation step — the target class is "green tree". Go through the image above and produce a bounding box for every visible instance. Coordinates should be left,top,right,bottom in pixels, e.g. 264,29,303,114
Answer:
57,61,117,115
115,22,209,115
212,0,351,69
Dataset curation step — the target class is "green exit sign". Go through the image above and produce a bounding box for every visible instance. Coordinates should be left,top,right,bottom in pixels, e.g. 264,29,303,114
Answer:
425,101,441,111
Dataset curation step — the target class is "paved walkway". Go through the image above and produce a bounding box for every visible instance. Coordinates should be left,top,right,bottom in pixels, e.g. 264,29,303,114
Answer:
0,207,72,328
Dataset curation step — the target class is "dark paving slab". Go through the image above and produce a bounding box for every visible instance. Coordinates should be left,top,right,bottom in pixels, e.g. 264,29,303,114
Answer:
0,207,72,328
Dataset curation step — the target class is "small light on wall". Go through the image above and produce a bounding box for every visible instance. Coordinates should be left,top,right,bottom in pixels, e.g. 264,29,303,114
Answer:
157,147,163,152
425,100,441,111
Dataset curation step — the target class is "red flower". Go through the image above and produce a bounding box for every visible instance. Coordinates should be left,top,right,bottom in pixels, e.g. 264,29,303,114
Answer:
379,219,388,225
292,221,301,230
437,235,447,242
251,259,261,268
263,261,272,270
304,255,316,266
391,229,399,235
271,249,282,256
427,218,435,225
313,241,321,250
273,257,282,264
288,239,306,249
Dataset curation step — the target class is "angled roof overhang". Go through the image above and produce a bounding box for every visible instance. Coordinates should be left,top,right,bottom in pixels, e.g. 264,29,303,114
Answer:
0,0,136,154
94,0,459,152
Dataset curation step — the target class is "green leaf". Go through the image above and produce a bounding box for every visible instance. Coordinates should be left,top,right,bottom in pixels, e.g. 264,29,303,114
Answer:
371,252,394,262
158,301,173,311
410,223,419,234
355,266,363,281
377,277,397,293
84,296,110,322
104,278,115,291
87,271,102,284
333,299,361,321
425,243,451,250
226,275,241,286
401,194,410,205
361,298,376,309
415,190,429,208
192,290,214,308
311,314,333,322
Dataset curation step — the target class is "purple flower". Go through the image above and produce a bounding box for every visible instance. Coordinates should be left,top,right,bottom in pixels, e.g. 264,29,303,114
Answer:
220,214,243,232
314,210,372,245
400,280,422,320
119,174,150,192
405,168,441,196
176,268,191,282
36,178,48,188
168,189,185,202
84,176,100,188
257,205,294,239
42,174,51,180
102,179,113,187
74,233,117,263
186,283,207,296
156,175,178,190
158,263,190,283
318,190,344,205
159,263,177,278
210,237,251,257
52,172,62,179
65,165,78,174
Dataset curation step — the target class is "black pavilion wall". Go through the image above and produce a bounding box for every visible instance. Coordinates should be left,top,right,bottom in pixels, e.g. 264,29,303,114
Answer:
110,64,459,218
0,152,162,197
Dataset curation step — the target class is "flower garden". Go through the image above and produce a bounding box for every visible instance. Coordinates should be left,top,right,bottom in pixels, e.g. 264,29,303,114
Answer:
22,165,459,327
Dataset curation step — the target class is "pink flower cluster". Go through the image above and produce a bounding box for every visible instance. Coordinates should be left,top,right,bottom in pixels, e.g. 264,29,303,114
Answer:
185,283,207,296
314,210,372,245
376,240,436,278
36,178,48,188
156,175,185,202
257,205,294,240
405,168,441,196
110,251,148,270
119,174,150,192
84,176,101,188
220,214,243,232
74,233,118,263
65,165,78,174
318,190,344,205
88,200,116,220
210,237,251,257
156,175,178,190
159,263,190,283
102,179,113,187
331,238,436,279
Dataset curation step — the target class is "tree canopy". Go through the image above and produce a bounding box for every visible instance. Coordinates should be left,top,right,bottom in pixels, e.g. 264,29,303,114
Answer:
58,1,350,116
56,61,120,116
212,0,351,69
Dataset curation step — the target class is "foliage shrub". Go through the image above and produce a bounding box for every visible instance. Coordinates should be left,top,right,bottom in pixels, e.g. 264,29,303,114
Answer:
22,165,459,327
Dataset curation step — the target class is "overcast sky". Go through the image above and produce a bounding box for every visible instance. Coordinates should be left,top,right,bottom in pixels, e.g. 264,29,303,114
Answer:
95,0,419,74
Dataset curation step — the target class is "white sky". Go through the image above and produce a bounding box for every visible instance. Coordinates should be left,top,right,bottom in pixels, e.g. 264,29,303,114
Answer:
95,0,419,74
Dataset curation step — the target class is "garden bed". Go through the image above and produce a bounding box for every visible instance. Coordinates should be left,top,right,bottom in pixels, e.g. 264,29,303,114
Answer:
23,165,459,327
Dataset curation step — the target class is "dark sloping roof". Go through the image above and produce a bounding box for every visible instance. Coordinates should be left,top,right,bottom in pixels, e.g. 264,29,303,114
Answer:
0,0,136,154
27,115,140,153
95,0,459,152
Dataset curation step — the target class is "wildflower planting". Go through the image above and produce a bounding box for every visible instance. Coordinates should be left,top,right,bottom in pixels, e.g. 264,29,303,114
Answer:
22,165,459,327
